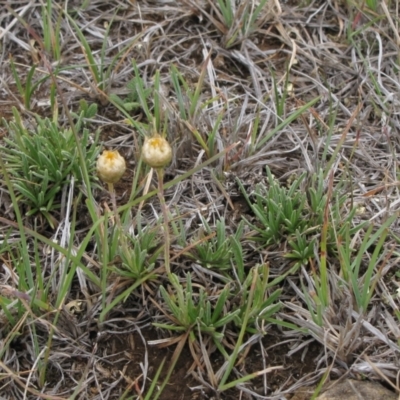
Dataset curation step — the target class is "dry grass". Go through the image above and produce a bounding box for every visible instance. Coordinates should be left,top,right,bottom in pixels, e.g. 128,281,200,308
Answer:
1,0,400,399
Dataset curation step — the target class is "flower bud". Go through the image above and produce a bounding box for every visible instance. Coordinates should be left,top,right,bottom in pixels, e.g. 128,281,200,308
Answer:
142,135,172,169
96,150,126,184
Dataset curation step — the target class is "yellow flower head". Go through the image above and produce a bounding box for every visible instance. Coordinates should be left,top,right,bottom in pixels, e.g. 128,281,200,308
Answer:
142,135,172,169
96,150,126,184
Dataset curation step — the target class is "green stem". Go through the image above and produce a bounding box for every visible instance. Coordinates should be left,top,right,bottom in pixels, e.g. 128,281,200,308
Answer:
219,268,258,389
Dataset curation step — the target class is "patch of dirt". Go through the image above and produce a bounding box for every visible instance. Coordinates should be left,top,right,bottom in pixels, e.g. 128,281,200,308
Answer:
46,325,322,399
103,329,198,400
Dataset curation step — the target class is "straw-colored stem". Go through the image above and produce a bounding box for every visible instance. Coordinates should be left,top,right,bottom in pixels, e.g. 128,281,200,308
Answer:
102,182,130,321
156,168,171,275
107,182,129,256
107,182,121,227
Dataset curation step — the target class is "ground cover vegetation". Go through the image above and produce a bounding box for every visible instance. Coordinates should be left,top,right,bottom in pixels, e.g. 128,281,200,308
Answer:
0,0,399,399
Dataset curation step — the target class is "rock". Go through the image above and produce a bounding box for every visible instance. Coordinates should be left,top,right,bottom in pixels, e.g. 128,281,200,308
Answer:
316,379,397,400
290,387,314,400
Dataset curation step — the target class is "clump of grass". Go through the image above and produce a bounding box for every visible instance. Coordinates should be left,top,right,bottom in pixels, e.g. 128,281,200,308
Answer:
189,217,244,270
211,0,275,48
238,167,368,268
0,106,100,227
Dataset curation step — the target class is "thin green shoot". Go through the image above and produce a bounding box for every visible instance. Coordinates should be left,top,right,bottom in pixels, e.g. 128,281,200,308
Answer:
318,171,334,308
339,214,396,312
189,52,210,118
170,65,188,120
256,96,321,149
132,61,153,122
0,153,33,290
216,0,270,47
216,0,235,28
152,332,189,400
9,59,47,111
324,102,361,178
271,68,290,120
64,7,122,102
143,357,166,400
207,107,225,158
218,267,258,390
169,64,210,155
42,0,62,61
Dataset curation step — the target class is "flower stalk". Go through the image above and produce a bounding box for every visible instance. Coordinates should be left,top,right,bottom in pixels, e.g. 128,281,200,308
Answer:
156,167,171,275
141,134,173,275
96,149,126,225
96,149,128,316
